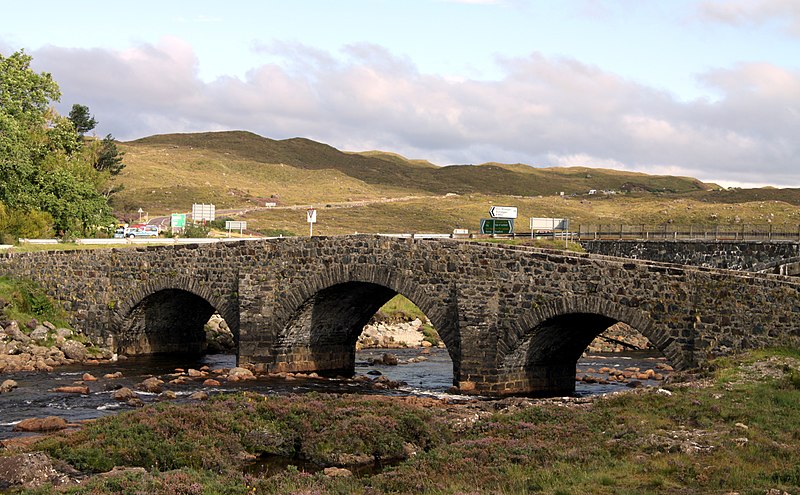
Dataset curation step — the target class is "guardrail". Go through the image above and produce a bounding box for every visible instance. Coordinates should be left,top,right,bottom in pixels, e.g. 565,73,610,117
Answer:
573,224,800,242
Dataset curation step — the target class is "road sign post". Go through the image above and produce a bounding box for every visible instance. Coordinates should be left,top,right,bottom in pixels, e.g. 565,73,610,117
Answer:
480,218,514,235
489,206,518,219
225,220,246,237
170,213,187,232
307,208,317,237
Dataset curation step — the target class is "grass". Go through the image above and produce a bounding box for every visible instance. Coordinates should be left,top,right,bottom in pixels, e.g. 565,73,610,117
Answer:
108,130,800,231
18,349,800,494
0,275,72,328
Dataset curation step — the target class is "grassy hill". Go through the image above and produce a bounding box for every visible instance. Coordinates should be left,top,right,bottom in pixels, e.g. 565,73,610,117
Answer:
112,131,800,234
124,131,712,199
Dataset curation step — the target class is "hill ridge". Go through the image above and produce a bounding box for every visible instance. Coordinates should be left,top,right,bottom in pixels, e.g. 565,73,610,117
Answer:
127,130,712,197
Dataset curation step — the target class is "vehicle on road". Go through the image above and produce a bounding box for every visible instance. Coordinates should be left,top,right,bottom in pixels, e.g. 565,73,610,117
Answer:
113,224,159,239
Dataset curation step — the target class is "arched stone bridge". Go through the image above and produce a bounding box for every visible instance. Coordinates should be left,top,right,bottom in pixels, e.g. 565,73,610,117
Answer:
2,236,799,396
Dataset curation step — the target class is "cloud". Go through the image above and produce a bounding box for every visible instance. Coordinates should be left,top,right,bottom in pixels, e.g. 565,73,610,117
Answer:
27,38,800,187
698,0,800,36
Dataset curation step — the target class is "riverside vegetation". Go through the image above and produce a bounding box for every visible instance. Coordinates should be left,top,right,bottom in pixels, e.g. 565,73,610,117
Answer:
0,349,797,494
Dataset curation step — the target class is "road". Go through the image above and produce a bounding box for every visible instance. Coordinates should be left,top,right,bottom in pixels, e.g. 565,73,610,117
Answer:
146,195,438,229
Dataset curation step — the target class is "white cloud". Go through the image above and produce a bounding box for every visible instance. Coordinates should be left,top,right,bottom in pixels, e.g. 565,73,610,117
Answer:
25,38,800,187
698,0,800,36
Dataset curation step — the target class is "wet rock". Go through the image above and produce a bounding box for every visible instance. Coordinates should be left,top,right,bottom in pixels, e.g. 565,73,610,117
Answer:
626,380,643,389
13,416,68,432
59,340,87,361
227,367,255,382
137,377,164,393
112,387,137,401
82,373,97,382
0,452,72,489
159,390,177,400
203,378,221,387
52,386,89,395
187,368,206,378
103,372,123,379
367,370,382,376
190,391,209,400
1,379,18,393
380,353,399,366
125,397,145,408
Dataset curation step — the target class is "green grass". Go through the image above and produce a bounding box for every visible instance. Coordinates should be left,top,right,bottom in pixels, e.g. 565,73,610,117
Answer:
0,276,71,327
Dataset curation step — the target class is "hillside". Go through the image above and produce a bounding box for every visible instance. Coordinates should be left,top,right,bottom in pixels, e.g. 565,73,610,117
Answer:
126,131,713,198
112,131,800,235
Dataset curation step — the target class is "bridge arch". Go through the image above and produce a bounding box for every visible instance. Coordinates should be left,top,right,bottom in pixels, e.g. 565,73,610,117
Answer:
110,275,239,356
498,296,692,395
268,265,460,381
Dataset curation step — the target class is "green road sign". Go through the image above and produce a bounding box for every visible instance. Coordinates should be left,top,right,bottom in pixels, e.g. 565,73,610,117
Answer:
171,213,186,228
480,218,514,234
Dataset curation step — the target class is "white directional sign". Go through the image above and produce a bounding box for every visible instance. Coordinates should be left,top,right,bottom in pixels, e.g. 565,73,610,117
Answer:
307,208,317,237
530,217,569,231
489,206,518,219
192,203,216,222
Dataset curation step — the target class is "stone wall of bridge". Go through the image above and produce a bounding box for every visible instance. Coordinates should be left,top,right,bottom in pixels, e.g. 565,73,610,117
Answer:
2,237,800,396
580,239,800,271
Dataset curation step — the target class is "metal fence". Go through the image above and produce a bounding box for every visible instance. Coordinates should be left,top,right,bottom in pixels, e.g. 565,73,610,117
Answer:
573,224,800,242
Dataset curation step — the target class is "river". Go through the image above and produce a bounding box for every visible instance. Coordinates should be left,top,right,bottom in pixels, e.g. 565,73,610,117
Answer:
0,348,668,440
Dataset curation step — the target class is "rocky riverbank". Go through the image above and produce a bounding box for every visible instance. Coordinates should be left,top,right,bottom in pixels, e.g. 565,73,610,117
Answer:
357,317,444,349
0,319,114,375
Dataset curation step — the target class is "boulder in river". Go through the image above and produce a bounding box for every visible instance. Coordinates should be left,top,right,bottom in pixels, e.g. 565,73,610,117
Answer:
52,386,90,395
59,340,87,361
13,416,68,432
0,379,18,394
227,367,255,381
111,387,137,401
136,377,164,393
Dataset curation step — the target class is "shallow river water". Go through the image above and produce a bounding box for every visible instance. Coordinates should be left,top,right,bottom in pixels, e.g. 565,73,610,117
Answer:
0,348,667,439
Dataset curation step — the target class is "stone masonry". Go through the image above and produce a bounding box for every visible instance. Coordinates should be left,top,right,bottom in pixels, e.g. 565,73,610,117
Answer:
1,236,800,396
581,240,800,272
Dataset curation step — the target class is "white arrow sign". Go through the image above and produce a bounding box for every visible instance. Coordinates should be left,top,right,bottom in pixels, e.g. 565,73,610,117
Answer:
489,206,518,219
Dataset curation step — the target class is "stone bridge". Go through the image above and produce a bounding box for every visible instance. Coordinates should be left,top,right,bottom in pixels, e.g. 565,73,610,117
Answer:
2,236,800,396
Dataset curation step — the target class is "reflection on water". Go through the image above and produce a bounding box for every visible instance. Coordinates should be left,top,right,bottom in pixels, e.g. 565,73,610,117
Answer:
0,348,667,439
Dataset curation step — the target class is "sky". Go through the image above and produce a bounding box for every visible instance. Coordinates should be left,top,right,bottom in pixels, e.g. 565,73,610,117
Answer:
2,0,799,188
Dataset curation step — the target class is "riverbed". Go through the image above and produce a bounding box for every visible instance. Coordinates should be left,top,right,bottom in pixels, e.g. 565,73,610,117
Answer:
0,348,667,439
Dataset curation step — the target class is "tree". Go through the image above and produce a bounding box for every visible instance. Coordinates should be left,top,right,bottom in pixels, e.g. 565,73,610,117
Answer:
0,50,113,237
68,104,97,136
93,134,125,175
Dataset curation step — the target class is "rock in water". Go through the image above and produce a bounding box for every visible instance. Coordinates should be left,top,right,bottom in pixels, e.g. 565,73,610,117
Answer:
136,377,164,393
227,367,255,381
0,379,18,393
112,387,137,401
52,386,90,394
59,340,87,361
13,416,68,432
